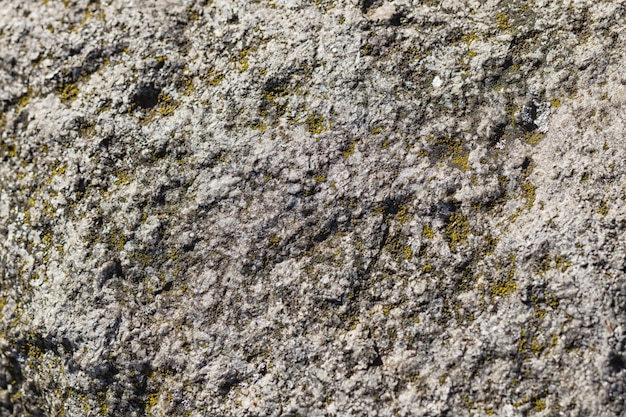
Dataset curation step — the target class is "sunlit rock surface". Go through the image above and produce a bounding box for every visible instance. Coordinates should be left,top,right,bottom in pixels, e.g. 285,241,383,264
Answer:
1,1,625,416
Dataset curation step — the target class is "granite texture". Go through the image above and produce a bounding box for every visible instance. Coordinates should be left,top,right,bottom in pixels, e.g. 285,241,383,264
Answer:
1,0,626,416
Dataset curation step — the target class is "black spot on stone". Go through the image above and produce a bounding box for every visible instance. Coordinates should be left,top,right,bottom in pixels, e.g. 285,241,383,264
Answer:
100,259,123,283
609,353,626,373
388,11,402,26
227,13,239,24
98,134,114,149
154,281,173,296
369,343,384,368
69,45,83,56
370,354,383,367
361,0,383,13
489,121,507,145
218,371,241,395
502,55,513,70
82,48,104,75
313,219,338,243
132,83,160,109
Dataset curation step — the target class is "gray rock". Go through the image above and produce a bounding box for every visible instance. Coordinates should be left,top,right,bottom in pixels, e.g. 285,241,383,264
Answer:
1,0,626,416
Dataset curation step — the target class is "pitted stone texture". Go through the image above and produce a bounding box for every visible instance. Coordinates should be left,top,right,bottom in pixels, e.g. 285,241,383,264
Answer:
0,1,626,416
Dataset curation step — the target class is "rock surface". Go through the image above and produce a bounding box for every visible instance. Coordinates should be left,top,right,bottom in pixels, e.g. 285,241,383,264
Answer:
1,0,626,416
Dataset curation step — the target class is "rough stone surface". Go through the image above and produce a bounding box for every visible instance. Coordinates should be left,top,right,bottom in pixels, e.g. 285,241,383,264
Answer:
1,0,626,416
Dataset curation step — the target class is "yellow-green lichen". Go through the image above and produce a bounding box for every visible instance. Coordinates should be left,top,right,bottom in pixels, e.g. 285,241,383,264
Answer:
17,88,34,109
182,76,195,96
385,234,413,261
58,83,80,102
97,391,108,416
186,7,200,21
427,134,470,169
313,0,335,11
52,164,65,176
452,151,470,170
525,131,543,145
252,122,267,132
130,251,153,267
598,199,609,216
445,212,471,250
114,170,132,186
461,31,479,45
533,400,546,412
554,255,571,272
370,124,386,134
236,48,253,72
206,68,225,86
79,120,95,137
269,235,280,247
343,141,357,158
536,254,571,275
496,12,512,31
157,93,178,116
522,183,536,209
491,254,517,298
305,113,326,134
549,333,558,349
108,228,127,251
403,245,413,260
530,336,544,355
396,205,409,224
518,329,528,354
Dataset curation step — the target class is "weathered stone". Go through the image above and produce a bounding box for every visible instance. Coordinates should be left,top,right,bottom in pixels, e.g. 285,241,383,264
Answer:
0,1,625,416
